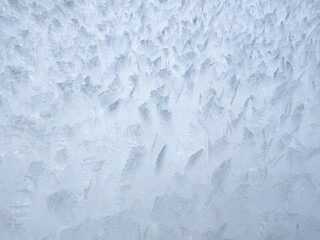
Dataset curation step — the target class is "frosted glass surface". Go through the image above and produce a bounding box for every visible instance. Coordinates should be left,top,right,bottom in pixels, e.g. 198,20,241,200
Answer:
0,1,320,239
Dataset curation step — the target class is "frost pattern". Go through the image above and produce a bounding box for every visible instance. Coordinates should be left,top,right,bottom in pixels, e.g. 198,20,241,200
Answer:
0,0,320,239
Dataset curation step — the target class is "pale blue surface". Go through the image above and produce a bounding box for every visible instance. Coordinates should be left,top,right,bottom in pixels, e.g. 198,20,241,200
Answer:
0,0,320,239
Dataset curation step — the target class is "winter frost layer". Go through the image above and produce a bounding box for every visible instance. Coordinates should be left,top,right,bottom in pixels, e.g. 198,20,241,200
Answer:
0,0,320,239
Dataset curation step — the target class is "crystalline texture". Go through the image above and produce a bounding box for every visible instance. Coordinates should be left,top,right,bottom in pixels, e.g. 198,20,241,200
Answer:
0,0,320,239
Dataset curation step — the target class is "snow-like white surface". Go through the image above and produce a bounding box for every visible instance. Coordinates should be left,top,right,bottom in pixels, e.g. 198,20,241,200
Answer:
0,0,320,239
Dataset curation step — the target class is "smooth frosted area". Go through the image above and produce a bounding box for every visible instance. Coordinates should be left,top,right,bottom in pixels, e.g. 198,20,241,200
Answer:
0,1,320,239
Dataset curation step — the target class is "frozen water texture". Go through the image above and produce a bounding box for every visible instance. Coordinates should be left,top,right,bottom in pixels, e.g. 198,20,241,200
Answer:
0,0,320,239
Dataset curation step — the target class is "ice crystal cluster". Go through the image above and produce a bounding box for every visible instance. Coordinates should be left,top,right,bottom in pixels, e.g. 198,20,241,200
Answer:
1,0,320,239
